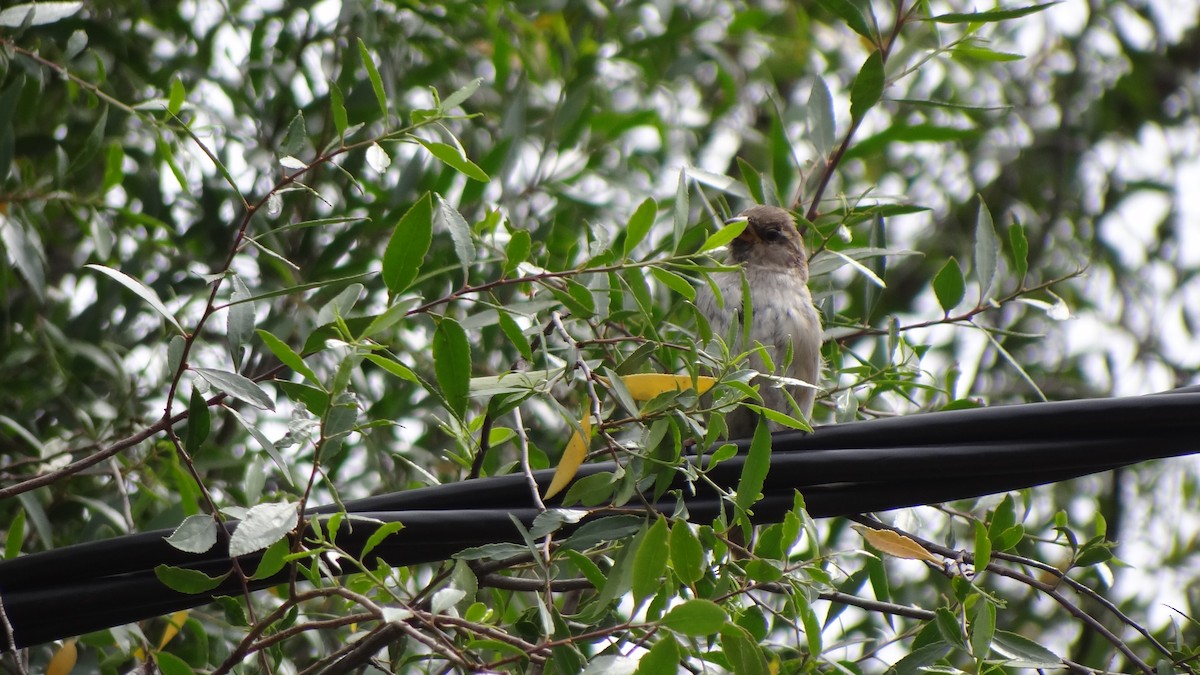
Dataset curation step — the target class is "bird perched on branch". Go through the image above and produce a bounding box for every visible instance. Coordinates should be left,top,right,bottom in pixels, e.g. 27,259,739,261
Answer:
696,205,823,438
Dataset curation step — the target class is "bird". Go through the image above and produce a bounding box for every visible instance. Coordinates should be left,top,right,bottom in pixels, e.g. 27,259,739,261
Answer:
696,205,823,438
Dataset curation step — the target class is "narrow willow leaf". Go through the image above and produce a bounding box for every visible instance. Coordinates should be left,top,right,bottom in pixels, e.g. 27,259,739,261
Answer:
975,198,1000,300
623,197,657,258
544,413,590,500
631,517,669,603
735,417,771,513
327,79,348,136
154,564,228,594
256,329,318,384
356,38,387,120
813,0,874,40
600,373,715,400
440,77,484,111
415,138,489,182
697,217,747,253
1,217,46,301
808,76,835,157
673,169,688,252
86,264,184,334
433,317,471,419
850,50,885,121
167,76,185,116
436,195,476,280
649,266,696,301
1009,220,1029,282
503,229,531,277
185,387,210,454
0,2,83,27
852,524,941,563
669,521,704,584
932,257,965,313
227,273,254,365
382,193,433,293
929,2,1059,23
282,111,307,157
193,367,275,411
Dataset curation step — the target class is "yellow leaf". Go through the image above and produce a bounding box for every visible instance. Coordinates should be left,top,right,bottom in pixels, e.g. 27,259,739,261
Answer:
544,414,592,499
46,639,77,675
601,373,716,401
852,525,942,564
158,610,190,649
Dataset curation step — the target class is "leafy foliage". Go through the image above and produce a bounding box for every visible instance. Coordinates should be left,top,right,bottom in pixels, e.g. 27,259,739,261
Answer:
2,1,1199,672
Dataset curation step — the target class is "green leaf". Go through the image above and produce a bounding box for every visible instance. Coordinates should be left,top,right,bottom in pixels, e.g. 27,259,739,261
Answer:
185,387,210,454
814,0,874,40
991,630,1063,668
929,2,1059,23
1008,220,1029,282
669,521,704,585
440,77,484,111
415,138,489,182
632,517,670,603
974,198,999,300
102,142,124,192
808,76,835,157
361,521,406,558
649,266,696,301
250,537,290,580
623,197,657,258
661,599,727,637
227,273,254,365
0,2,83,28
434,317,471,419
167,75,185,116
844,123,978,161
549,278,595,319
932,257,965,314
971,599,996,659
329,79,347,136
850,50,885,121
634,633,681,675
256,329,319,384
673,169,689,253
192,367,276,411
496,310,532,361
356,38,388,119
973,519,992,573
951,45,1025,62
4,510,25,559
154,564,228,594
85,264,184,334
382,193,433,293
720,624,769,675
735,417,772,514
228,501,299,557
2,218,46,301
503,229,531,278
436,195,476,281
164,514,217,554
282,111,307,158
364,353,419,383
697,217,747,253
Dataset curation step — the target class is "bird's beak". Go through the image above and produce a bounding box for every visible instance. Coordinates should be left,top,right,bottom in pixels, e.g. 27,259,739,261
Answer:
723,215,757,242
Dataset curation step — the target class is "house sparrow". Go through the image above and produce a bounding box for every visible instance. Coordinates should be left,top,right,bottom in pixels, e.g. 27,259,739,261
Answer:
696,205,822,438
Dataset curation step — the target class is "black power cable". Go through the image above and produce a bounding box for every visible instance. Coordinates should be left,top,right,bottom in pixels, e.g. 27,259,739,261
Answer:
2,388,1198,649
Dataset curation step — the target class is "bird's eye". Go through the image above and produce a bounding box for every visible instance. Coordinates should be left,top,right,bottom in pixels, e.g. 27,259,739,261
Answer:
761,228,783,242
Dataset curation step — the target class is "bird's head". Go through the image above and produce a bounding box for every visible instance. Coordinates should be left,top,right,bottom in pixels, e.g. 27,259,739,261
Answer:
726,205,809,279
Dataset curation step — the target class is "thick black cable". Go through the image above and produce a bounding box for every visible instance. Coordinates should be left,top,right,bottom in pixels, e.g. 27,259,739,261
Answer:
2,389,1198,648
